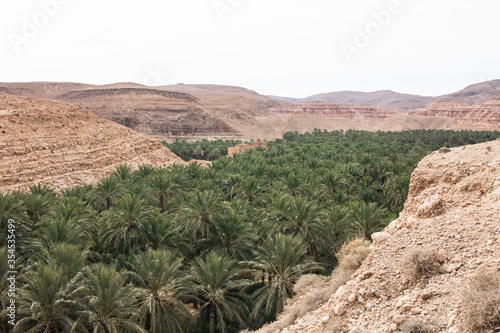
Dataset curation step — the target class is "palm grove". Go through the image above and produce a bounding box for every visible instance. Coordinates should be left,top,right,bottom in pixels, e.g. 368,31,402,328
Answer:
1,129,499,333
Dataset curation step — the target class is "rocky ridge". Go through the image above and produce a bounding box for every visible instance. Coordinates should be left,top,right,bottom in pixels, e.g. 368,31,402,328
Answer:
270,102,397,120
409,100,500,130
277,140,500,332
0,95,185,192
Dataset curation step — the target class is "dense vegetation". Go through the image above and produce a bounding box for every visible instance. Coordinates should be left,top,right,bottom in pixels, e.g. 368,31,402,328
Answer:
162,138,243,161
1,129,499,333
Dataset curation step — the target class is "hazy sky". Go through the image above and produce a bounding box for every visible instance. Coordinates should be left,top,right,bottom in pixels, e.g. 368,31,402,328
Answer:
1,0,499,97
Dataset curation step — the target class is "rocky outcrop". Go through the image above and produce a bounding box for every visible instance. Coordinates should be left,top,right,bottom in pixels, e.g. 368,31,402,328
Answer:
58,88,239,138
0,95,186,192
409,99,500,130
278,140,500,332
270,102,397,120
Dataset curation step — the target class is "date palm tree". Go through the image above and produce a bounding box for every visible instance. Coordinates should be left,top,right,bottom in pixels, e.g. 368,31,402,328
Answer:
176,190,228,251
233,176,264,204
316,170,346,202
348,201,387,241
113,164,133,181
148,173,178,213
80,264,145,332
276,196,326,260
89,176,123,211
178,251,250,333
247,234,322,319
130,249,190,333
212,212,258,260
99,194,155,254
14,265,84,333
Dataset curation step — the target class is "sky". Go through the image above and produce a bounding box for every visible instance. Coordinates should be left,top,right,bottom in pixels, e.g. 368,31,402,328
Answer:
1,0,499,98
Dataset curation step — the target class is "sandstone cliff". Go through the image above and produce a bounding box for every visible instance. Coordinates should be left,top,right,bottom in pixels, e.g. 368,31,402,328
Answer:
277,140,500,332
409,100,500,130
0,95,185,192
270,102,397,120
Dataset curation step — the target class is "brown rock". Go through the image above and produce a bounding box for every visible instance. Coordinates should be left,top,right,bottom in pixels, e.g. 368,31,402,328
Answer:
392,315,410,326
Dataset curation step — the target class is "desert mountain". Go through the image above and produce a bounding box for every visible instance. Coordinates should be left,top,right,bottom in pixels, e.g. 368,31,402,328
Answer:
272,140,500,332
409,99,500,130
0,95,185,192
272,90,433,113
436,79,500,105
274,80,500,114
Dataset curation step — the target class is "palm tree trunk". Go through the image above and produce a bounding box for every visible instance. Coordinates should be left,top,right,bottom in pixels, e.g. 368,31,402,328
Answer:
209,304,215,333
159,195,165,213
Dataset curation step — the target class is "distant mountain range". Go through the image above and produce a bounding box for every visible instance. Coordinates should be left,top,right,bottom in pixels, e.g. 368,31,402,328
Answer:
0,80,499,140
269,80,500,113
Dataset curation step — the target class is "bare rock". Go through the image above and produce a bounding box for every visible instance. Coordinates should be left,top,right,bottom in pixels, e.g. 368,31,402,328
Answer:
446,263,462,273
371,232,391,243
410,307,423,315
439,147,452,153
334,303,345,316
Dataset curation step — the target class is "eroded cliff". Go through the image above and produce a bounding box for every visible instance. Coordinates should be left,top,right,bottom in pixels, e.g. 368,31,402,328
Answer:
0,95,185,192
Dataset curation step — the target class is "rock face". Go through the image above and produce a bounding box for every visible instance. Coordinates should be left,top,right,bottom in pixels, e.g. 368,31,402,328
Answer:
0,95,185,192
278,140,500,332
409,99,500,130
270,102,397,120
59,87,238,138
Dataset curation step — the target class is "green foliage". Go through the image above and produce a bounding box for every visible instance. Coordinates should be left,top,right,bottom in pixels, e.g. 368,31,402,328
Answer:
2,129,499,332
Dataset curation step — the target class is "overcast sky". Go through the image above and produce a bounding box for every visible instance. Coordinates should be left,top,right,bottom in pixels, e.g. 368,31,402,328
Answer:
1,0,499,98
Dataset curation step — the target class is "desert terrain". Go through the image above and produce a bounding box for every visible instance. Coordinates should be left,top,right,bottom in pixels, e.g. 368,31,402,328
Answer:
0,80,499,141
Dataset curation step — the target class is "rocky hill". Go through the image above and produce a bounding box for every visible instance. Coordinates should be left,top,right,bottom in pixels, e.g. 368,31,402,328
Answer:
290,90,433,114
273,80,500,114
436,80,500,105
275,140,500,332
270,102,397,120
0,95,185,192
0,82,239,139
409,100,500,130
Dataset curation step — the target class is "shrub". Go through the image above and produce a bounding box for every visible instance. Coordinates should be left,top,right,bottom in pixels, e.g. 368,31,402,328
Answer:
293,274,328,297
257,238,372,331
403,247,440,280
335,238,372,273
459,270,500,332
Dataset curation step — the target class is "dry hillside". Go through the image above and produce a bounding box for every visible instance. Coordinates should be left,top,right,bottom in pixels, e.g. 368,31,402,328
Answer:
272,140,500,332
292,90,433,114
0,95,185,192
409,100,500,130
436,80,500,105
